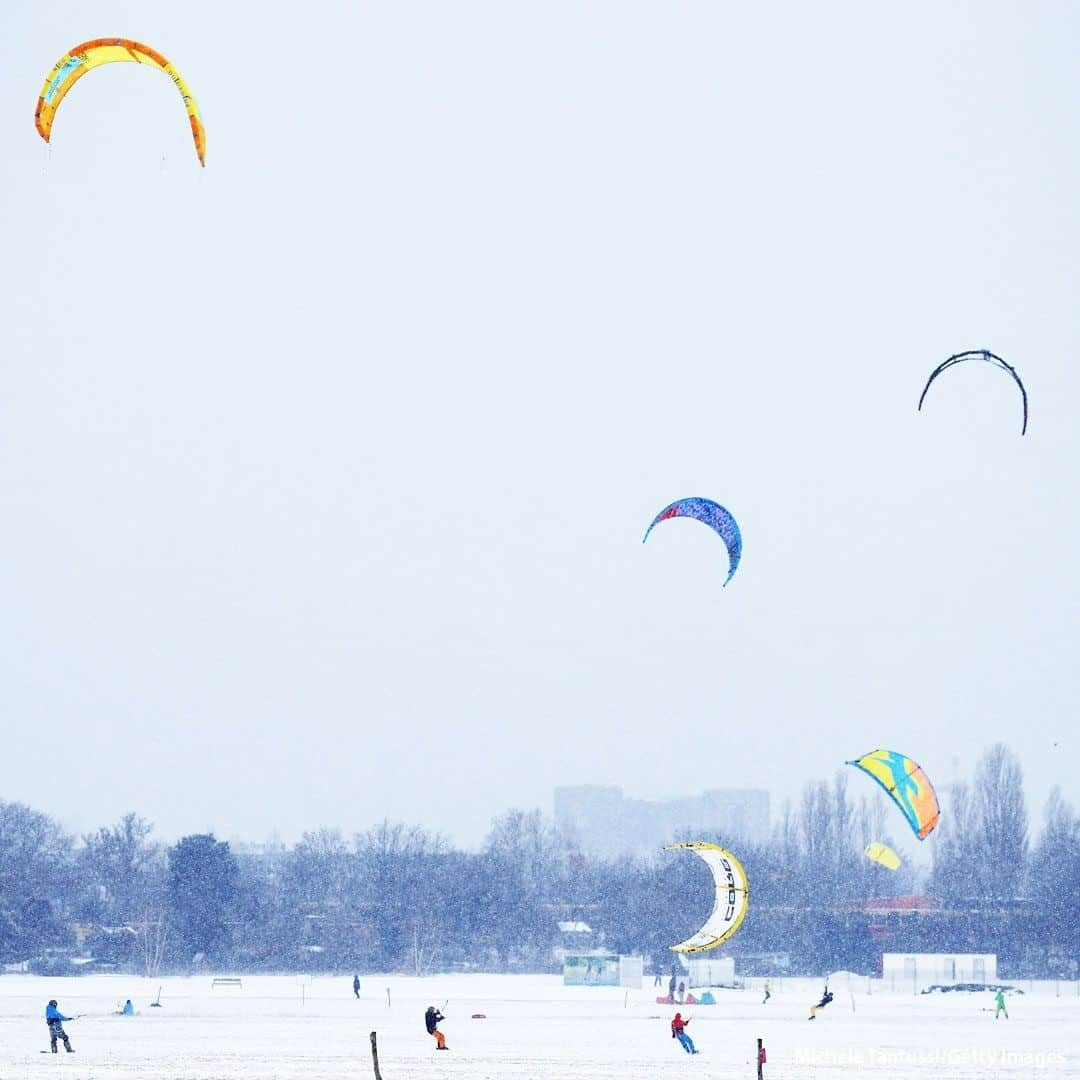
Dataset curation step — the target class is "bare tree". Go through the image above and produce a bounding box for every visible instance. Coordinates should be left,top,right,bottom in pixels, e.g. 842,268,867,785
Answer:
409,917,439,975
797,777,860,903
798,782,831,881
286,828,353,905
139,908,168,978
1027,787,1080,968
930,780,980,903
827,772,860,899
854,794,888,897
80,813,159,925
972,743,1029,900
482,810,565,968
355,821,447,970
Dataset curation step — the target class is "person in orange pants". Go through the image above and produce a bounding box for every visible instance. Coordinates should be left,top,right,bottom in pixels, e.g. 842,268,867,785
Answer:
425,1005,447,1049
808,986,833,1020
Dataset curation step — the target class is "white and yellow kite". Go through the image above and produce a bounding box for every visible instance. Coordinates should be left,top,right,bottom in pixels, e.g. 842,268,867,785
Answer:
666,842,749,953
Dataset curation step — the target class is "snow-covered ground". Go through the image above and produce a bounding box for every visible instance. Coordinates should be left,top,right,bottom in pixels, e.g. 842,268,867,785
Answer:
0,973,1076,1078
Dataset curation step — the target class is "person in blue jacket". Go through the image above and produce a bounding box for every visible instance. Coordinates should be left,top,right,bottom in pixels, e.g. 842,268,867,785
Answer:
45,1000,75,1053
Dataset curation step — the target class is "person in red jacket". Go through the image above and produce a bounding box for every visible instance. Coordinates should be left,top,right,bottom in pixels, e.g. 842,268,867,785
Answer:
671,1012,698,1054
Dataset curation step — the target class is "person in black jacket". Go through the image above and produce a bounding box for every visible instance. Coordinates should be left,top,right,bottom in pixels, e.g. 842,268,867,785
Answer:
424,1005,447,1049
352,975,360,999
808,986,834,1020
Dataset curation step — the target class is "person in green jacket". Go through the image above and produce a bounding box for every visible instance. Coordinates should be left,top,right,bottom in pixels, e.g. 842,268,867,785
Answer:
994,989,1009,1019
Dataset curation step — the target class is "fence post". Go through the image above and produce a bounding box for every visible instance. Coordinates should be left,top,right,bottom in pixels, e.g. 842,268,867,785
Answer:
370,1031,383,1080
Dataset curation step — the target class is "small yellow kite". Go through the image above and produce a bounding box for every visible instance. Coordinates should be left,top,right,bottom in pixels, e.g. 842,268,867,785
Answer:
864,842,902,871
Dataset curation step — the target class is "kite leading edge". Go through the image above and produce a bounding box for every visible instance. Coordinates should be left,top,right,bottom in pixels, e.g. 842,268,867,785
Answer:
35,38,205,165
918,349,1027,434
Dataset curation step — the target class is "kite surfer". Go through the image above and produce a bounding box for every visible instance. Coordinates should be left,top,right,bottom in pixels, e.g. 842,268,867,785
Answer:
425,1005,447,1049
45,1000,75,1053
671,1012,698,1054
808,985,834,1020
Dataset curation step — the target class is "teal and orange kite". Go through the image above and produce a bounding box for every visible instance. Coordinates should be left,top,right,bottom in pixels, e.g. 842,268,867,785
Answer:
846,749,940,840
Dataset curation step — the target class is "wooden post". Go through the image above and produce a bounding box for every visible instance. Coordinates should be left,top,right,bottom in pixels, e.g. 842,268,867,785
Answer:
756,1037,765,1080
370,1031,383,1080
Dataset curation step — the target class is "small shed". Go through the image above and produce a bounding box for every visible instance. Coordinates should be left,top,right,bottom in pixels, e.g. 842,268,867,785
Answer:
686,955,736,988
563,954,642,988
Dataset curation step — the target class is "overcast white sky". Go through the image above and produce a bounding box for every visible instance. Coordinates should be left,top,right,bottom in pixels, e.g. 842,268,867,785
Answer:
1,2,1077,853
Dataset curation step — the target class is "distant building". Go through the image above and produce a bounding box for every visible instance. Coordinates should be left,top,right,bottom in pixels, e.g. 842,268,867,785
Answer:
553,784,769,858
881,952,997,986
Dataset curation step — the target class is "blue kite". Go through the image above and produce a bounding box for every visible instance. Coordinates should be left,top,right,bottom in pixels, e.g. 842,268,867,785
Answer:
643,498,742,586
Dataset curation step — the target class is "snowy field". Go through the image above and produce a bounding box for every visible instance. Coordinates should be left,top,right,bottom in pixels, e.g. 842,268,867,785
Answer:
0,973,1076,1079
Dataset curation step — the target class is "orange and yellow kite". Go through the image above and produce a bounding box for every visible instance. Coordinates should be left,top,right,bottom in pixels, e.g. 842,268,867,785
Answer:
35,39,205,165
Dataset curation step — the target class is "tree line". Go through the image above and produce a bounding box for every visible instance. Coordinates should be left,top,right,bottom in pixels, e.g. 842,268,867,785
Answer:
1,743,1076,978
